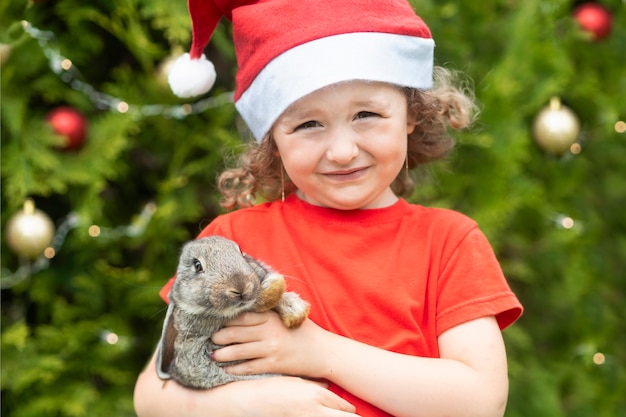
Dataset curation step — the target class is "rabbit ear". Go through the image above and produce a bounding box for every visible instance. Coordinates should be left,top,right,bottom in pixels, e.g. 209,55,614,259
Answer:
243,253,271,278
156,303,178,380
243,253,285,312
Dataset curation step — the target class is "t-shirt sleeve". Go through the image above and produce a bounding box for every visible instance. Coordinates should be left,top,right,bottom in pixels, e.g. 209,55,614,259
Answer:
158,216,232,304
435,226,523,335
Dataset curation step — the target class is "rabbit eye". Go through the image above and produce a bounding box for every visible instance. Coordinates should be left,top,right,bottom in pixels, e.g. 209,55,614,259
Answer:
192,258,203,273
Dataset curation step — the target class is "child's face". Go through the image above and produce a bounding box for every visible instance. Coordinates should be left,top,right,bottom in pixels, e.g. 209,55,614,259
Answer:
272,81,416,210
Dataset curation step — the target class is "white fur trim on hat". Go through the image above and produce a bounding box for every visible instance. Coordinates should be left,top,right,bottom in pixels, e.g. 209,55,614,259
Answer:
168,53,217,98
235,32,435,141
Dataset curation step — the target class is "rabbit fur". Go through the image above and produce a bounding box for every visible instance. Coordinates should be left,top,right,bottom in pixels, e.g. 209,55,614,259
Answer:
156,235,310,389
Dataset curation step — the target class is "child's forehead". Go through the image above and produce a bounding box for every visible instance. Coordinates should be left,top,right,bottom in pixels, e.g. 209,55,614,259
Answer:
281,81,401,113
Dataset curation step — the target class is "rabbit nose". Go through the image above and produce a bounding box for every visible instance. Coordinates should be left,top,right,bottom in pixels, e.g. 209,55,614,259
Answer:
228,287,247,299
228,280,256,301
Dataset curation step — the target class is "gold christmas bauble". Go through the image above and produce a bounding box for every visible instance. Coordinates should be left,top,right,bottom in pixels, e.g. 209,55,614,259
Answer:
532,97,581,154
5,199,55,259
0,43,11,66
157,47,183,87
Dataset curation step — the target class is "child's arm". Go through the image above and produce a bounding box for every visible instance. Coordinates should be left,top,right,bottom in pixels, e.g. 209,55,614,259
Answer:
133,349,357,417
213,314,508,417
324,316,509,417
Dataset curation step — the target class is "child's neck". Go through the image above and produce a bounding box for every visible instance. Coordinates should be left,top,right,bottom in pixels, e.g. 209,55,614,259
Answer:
294,188,399,210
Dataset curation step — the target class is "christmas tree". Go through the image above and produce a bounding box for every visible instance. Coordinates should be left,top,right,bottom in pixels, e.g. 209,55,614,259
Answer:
1,1,624,416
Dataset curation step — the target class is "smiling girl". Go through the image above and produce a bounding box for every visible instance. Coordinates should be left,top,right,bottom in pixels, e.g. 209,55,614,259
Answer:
134,1,522,416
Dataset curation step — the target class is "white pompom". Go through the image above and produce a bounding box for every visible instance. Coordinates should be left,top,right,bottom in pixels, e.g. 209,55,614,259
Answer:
168,53,217,98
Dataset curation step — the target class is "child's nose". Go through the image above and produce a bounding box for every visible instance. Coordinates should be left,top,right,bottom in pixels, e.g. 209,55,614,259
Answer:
325,128,359,164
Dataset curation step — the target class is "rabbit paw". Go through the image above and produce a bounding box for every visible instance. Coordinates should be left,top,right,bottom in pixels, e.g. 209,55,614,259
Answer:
275,292,310,328
256,272,286,312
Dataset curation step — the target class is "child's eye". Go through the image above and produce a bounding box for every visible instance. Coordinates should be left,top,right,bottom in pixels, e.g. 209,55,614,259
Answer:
355,111,379,120
294,120,321,131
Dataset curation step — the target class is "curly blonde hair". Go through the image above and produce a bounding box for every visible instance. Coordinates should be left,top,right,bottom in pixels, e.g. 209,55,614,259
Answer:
218,67,477,210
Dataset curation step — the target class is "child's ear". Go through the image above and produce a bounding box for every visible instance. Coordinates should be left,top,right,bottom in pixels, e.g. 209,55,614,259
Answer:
407,115,418,135
406,105,419,134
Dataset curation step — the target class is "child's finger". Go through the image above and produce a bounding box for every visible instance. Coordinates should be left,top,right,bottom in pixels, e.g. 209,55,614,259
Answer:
224,311,274,326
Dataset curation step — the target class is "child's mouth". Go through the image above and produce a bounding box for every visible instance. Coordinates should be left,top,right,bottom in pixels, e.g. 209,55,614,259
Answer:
323,167,368,181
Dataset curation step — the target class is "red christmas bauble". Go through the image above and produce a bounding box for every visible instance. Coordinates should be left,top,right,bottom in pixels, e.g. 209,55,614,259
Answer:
573,2,613,41
46,106,88,150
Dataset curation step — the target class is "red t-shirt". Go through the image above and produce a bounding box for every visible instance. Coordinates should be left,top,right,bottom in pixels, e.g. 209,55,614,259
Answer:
160,195,522,416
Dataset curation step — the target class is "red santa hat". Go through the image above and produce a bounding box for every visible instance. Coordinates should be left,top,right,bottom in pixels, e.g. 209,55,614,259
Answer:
169,0,435,141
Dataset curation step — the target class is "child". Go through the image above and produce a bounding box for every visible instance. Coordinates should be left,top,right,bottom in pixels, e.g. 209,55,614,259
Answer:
134,1,523,416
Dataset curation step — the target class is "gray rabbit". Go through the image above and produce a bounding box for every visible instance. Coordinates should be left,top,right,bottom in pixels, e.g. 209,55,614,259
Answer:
156,235,310,389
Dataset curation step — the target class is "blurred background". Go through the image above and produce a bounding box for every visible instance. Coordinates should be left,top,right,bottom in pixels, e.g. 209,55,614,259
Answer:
1,0,624,416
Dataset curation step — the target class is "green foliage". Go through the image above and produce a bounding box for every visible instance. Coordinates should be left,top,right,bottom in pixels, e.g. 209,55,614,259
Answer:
1,0,625,416
2,1,239,415
415,1,626,416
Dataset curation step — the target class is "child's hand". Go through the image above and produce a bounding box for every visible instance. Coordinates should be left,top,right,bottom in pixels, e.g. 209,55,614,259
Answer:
211,311,330,379
227,377,358,417
135,347,356,417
